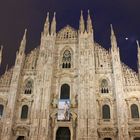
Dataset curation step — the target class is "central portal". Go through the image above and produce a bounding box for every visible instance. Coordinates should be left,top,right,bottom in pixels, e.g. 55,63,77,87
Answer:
16,136,25,140
56,127,71,140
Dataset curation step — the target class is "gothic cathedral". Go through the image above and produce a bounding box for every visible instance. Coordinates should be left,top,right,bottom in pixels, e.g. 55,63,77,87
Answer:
0,11,140,140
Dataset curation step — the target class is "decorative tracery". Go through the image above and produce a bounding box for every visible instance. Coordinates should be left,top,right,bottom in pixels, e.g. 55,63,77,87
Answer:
24,80,33,94
100,79,109,93
62,50,71,68
56,25,78,41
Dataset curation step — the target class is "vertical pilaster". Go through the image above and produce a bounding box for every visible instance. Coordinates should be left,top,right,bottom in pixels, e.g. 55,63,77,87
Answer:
77,10,97,140
110,25,129,140
1,30,26,140
29,13,56,140
77,11,87,139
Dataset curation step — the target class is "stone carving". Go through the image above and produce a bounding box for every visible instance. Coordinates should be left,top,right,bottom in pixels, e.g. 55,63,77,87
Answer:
0,13,139,140
122,63,140,88
56,25,78,42
98,127,118,137
0,68,13,87
12,124,30,136
24,48,39,70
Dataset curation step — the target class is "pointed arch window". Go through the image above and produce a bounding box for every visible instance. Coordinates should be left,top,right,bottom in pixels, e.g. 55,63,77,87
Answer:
131,104,139,119
24,80,33,94
100,79,109,93
62,50,71,68
21,105,29,119
0,104,4,117
60,84,70,99
102,105,110,120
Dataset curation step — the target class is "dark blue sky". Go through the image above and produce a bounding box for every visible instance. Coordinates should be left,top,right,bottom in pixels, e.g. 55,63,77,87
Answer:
0,0,140,74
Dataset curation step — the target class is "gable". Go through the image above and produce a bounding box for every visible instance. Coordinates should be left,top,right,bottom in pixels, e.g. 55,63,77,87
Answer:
56,25,78,43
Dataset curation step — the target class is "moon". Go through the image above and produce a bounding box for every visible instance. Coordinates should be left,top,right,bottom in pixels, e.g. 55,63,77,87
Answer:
125,37,128,40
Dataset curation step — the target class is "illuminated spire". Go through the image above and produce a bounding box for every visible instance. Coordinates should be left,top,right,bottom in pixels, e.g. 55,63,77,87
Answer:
43,12,50,35
79,10,85,33
137,40,140,80
0,45,3,66
19,29,27,54
111,24,115,36
51,12,56,35
137,40,140,66
110,24,117,50
6,64,8,72
87,10,93,33
137,40,140,54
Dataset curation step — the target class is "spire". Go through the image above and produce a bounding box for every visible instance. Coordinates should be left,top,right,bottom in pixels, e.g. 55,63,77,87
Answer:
19,29,27,54
137,40,140,55
110,24,117,51
6,64,8,72
137,40,140,80
87,10,93,33
137,40,140,66
43,12,50,35
111,24,115,36
51,12,56,35
79,10,85,33
0,45,3,66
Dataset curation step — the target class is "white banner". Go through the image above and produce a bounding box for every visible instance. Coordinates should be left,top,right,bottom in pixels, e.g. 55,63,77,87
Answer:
57,99,70,121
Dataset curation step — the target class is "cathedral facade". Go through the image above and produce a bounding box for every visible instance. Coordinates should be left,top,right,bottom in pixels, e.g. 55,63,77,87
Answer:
0,11,140,140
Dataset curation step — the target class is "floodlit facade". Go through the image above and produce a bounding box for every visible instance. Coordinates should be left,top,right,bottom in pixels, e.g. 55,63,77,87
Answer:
0,11,140,140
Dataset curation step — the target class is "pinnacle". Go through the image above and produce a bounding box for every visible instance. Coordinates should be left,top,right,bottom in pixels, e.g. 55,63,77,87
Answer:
0,45,3,50
110,24,114,35
136,40,140,48
23,29,27,40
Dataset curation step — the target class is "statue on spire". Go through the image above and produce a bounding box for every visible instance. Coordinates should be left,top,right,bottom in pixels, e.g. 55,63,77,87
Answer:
79,10,85,33
87,10,93,33
51,12,56,35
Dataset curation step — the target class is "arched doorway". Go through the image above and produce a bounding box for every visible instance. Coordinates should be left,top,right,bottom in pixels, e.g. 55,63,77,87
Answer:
56,127,71,140
16,136,25,140
104,138,112,140
134,138,140,140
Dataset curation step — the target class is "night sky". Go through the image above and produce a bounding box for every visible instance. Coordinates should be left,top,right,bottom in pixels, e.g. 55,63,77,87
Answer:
0,0,140,74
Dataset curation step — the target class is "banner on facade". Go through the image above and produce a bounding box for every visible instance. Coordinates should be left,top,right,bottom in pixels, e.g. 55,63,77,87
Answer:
57,99,70,121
